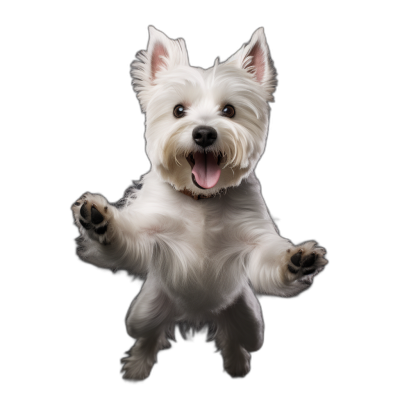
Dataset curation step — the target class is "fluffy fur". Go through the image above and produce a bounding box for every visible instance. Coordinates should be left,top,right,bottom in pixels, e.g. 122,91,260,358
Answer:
72,26,328,380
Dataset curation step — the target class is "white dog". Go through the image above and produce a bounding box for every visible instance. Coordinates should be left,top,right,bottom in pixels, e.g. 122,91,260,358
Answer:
72,26,328,380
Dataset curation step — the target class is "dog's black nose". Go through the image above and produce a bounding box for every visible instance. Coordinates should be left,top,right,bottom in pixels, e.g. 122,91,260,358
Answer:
192,126,218,148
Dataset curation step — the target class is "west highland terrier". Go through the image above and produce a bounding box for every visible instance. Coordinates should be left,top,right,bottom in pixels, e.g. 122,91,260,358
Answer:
72,26,328,380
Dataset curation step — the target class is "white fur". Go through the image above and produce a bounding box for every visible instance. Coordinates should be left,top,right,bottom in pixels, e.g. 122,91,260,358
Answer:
72,26,327,379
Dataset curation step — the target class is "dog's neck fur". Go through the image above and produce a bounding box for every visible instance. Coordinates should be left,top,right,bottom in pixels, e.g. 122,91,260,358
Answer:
179,187,215,200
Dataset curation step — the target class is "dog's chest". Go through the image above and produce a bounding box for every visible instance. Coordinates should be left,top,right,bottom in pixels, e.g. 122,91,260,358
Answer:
175,197,244,257
152,197,252,309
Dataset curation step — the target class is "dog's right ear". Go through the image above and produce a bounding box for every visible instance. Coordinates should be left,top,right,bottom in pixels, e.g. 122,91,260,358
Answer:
226,28,278,102
131,26,189,112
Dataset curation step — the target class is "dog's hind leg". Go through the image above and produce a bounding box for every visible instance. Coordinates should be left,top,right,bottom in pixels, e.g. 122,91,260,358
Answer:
214,283,264,378
122,276,176,380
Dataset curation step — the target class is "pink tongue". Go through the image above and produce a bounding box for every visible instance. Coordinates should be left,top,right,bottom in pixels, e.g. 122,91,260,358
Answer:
192,152,221,189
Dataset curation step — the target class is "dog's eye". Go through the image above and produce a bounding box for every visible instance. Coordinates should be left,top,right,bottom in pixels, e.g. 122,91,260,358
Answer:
221,105,235,118
173,105,185,118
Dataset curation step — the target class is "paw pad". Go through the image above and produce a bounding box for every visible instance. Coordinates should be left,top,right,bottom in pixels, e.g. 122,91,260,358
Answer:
80,201,90,219
94,224,108,235
73,194,110,241
91,206,104,224
290,249,303,266
302,252,316,267
286,243,327,283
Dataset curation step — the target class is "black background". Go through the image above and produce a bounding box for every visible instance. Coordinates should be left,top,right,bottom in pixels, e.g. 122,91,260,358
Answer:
38,3,363,398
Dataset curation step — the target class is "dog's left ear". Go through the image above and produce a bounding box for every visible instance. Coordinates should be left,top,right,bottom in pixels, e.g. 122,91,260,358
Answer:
131,26,190,112
227,28,277,102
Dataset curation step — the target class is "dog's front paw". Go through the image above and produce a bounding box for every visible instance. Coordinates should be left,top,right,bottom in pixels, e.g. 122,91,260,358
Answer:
285,241,328,285
72,193,114,245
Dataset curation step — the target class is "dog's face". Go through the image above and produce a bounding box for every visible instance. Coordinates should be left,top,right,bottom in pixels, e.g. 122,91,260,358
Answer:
131,27,277,195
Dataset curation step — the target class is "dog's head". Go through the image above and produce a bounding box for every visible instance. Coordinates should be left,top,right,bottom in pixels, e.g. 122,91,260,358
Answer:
131,26,277,196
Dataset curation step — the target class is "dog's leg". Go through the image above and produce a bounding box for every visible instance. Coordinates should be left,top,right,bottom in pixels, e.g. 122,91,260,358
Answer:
71,192,153,275
247,233,328,297
122,276,176,380
121,333,171,380
214,284,264,378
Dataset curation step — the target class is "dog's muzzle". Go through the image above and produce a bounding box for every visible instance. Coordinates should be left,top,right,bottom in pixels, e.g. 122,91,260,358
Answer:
187,126,221,189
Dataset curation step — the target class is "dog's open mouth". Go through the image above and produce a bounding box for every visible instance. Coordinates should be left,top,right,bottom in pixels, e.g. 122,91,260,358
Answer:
186,152,222,189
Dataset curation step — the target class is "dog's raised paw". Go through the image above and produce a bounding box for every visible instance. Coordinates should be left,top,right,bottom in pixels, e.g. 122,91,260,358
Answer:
285,241,328,285
72,193,113,244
